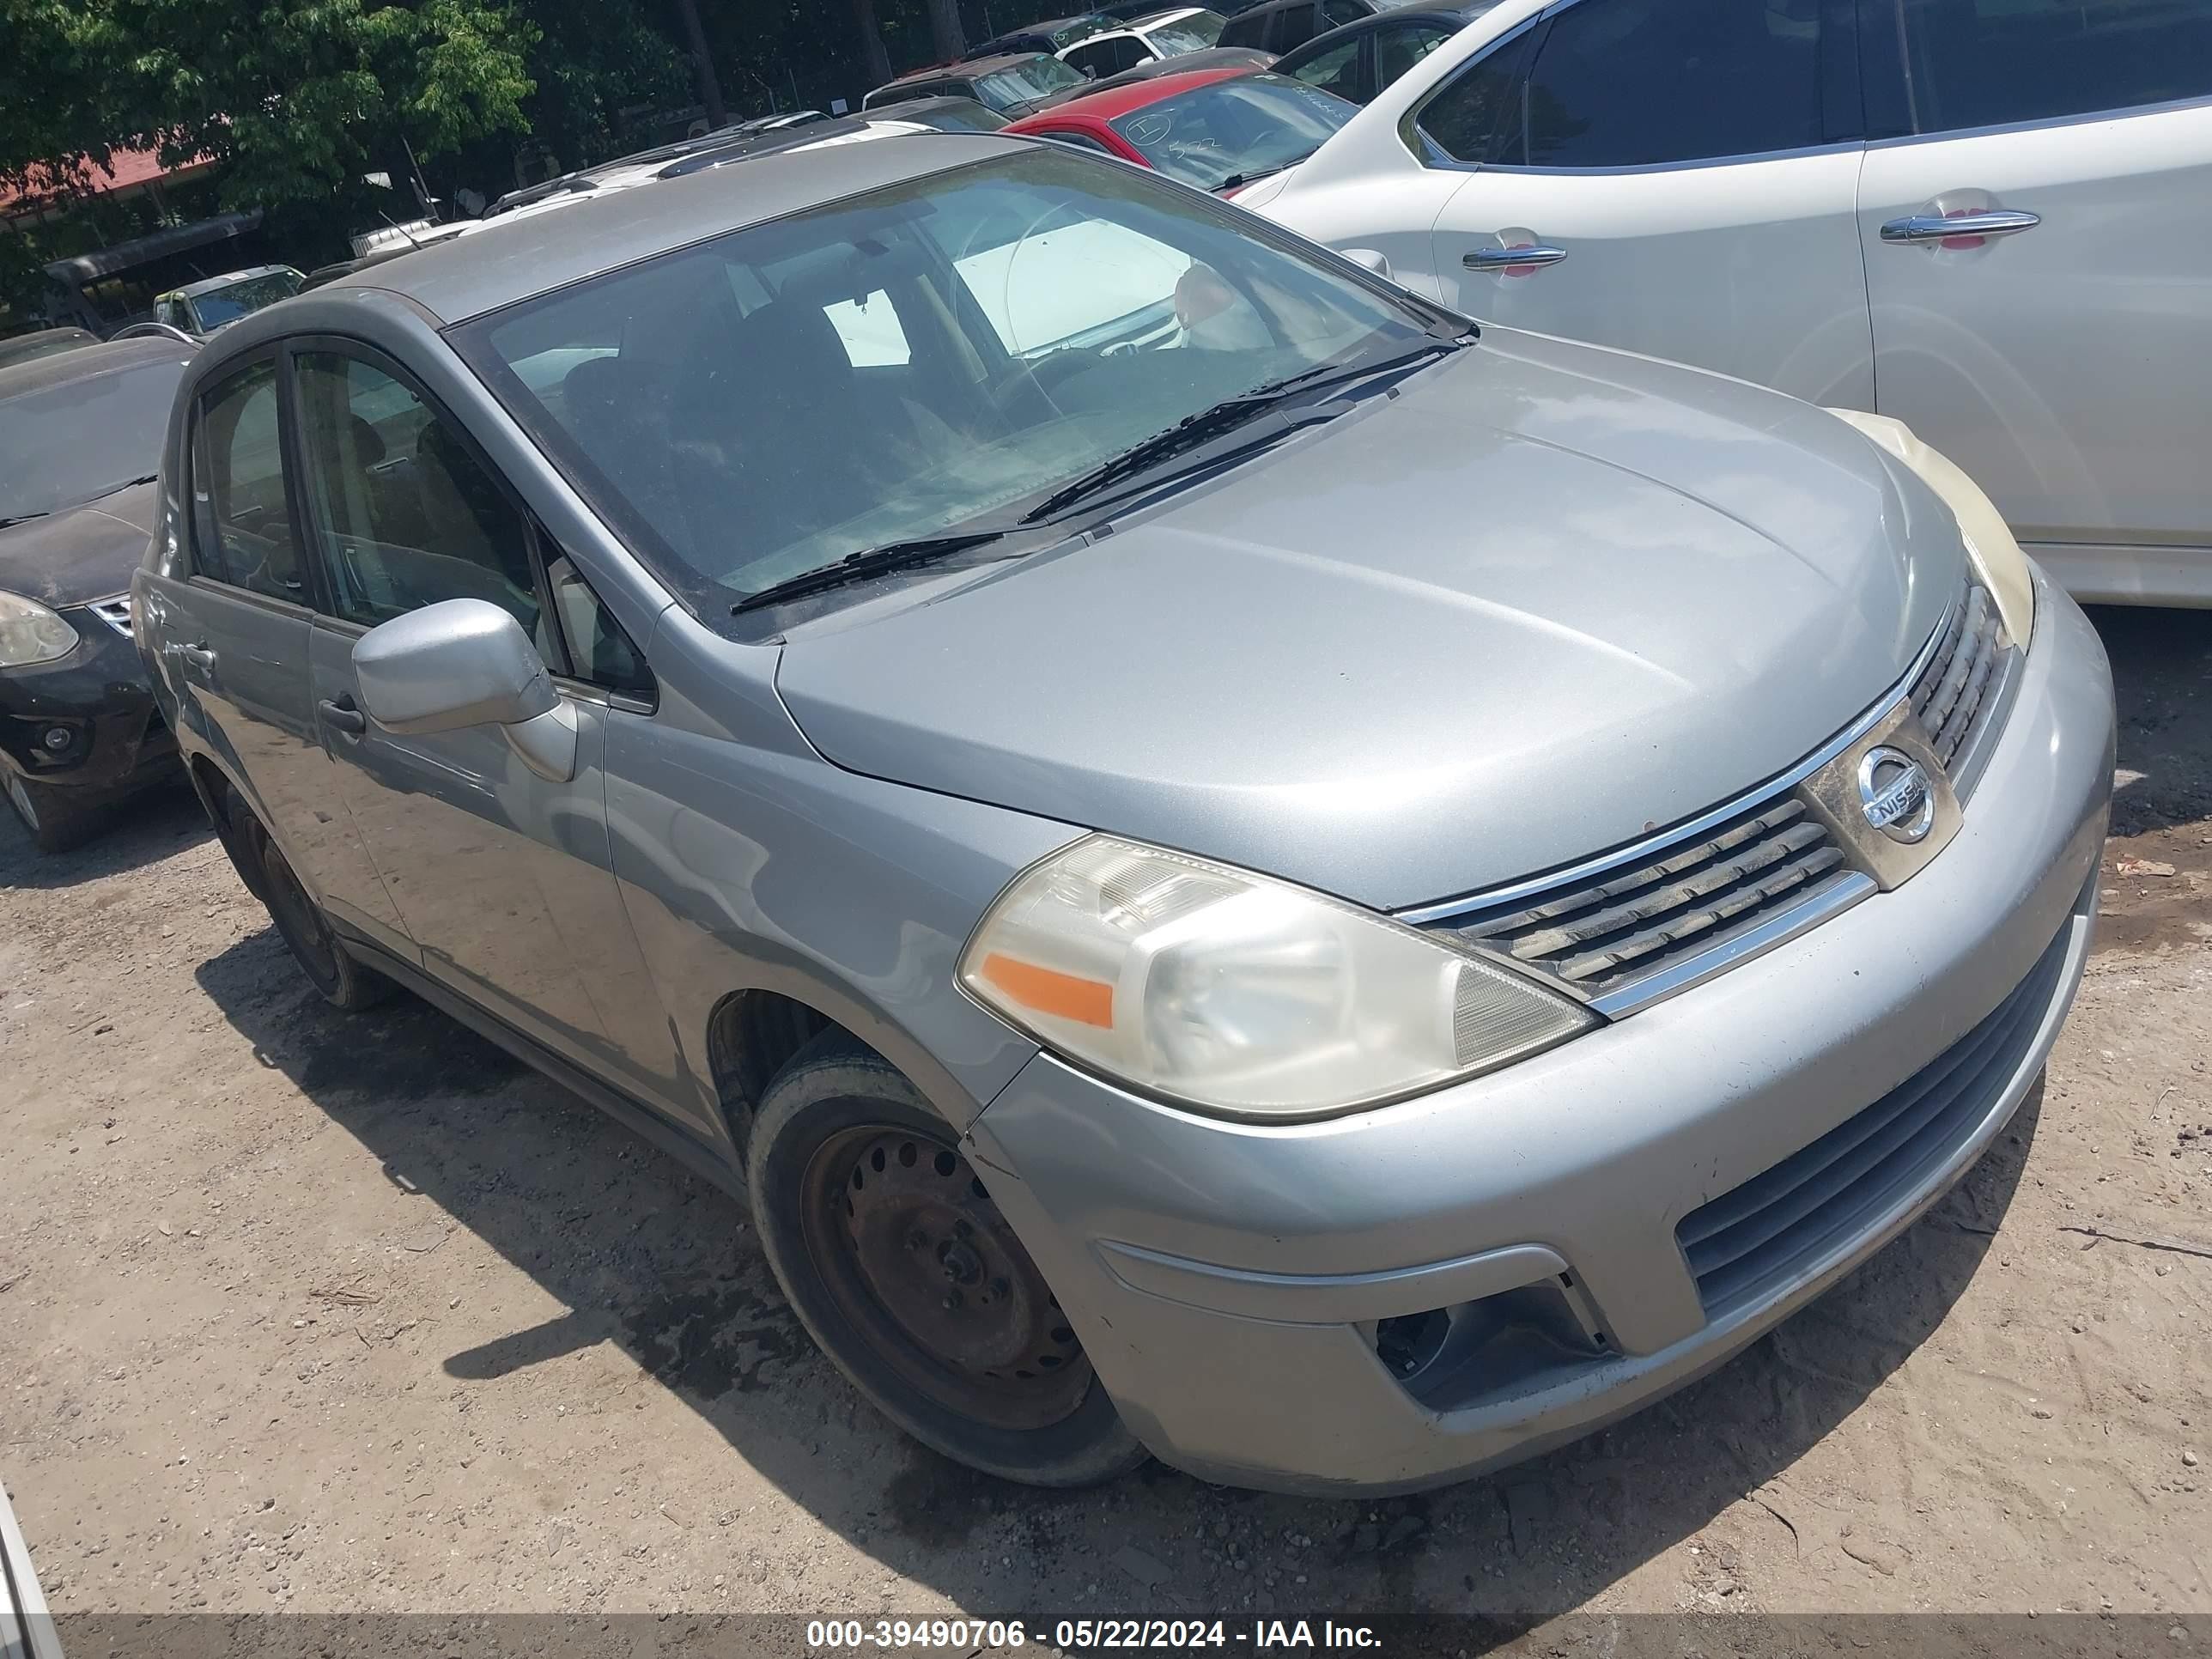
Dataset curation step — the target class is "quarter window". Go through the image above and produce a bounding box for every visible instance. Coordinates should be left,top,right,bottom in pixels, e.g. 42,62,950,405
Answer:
1875,0,2211,135
191,360,304,602
1415,30,1534,164
1493,0,1829,168
291,350,542,635
1322,0,1367,25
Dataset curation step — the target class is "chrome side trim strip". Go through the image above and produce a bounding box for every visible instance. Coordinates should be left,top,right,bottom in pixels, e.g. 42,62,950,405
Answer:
1584,872,1875,1017
1398,600,1958,927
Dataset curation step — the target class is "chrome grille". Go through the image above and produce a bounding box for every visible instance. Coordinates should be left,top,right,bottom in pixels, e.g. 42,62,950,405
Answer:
1910,580,2008,772
1430,798,1854,998
88,595,134,637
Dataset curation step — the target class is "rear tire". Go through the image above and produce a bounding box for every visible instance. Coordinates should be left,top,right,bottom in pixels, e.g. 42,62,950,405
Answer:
234,807,391,1012
3,772,105,855
749,1032,1146,1487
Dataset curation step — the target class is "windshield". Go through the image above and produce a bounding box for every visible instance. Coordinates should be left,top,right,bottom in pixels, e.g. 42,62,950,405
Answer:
1110,73,1357,190
190,270,302,330
1146,10,1226,50
459,149,1429,614
976,56,1087,105
0,356,186,522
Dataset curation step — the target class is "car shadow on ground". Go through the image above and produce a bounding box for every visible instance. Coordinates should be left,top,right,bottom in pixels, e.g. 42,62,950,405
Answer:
0,776,206,890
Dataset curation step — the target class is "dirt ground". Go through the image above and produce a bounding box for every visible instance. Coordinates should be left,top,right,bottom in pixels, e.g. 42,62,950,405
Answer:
3,606,2208,1635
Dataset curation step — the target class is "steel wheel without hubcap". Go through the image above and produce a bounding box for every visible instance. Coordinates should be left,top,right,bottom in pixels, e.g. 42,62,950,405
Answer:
800,1126,1091,1431
253,826,343,994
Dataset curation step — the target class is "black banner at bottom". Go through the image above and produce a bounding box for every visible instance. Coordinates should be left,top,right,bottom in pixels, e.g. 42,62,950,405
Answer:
37,1613,2211,1659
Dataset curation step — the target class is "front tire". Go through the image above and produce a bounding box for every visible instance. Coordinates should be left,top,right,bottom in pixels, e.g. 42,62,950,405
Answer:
4,772,106,854
234,810,390,1012
749,1033,1146,1487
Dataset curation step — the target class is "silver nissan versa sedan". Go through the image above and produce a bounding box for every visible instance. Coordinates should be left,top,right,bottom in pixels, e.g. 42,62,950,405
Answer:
136,133,2113,1496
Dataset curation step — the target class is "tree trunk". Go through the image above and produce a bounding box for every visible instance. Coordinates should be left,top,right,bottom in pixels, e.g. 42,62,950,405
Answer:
674,0,728,128
850,0,892,87
923,0,966,64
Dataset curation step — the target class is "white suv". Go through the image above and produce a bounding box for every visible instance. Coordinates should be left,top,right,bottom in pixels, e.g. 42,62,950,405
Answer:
1250,0,2212,606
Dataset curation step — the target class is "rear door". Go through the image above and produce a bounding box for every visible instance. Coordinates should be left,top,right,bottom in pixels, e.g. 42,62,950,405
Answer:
150,351,412,957
1856,0,2212,594
1423,0,1877,406
284,338,682,1106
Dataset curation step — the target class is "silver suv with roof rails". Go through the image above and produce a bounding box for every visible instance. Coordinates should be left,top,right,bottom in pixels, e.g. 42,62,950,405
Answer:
137,130,2111,1493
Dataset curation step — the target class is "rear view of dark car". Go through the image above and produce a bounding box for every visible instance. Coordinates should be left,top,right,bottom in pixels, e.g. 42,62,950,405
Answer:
0,338,191,851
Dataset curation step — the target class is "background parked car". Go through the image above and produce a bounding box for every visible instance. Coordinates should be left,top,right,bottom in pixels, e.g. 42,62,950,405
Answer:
1273,1,1489,102
1220,0,1425,55
152,265,305,338
1060,8,1227,79
1249,0,2212,608
1,1474,60,1659
863,51,1091,115
855,94,1012,131
1006,64,1358,193
0,328,99,371
0,336,191,852
968,9,1116,56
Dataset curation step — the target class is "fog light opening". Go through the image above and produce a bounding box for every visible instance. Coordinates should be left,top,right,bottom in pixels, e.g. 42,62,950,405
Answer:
1376,1276,1615,1409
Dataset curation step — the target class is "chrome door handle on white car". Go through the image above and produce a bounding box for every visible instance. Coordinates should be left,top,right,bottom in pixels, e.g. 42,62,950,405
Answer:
1462,244,1568,270
1879,210,2041,244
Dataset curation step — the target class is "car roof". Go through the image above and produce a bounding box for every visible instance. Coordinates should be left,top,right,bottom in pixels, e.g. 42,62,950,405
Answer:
169,264,296,299
0,334,194,402
321,132,1017,326
1010,61,1256,119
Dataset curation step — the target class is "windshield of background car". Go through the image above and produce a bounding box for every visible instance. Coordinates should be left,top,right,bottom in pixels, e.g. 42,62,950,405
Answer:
458,148,1426,613
190,270,303,329
0,356,186,522
977,56,1088,103
1147,9,1228,49
1109,74,1357,188
1050,15,1114,46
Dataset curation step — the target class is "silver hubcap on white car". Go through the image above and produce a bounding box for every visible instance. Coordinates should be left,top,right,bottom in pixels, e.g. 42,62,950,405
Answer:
6,774,36,830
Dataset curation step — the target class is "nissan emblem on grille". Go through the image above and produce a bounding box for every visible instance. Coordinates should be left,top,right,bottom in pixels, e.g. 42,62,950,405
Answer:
1858,746,1935,844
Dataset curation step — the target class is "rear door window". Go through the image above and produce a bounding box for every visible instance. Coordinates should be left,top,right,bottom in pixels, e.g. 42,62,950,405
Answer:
1289,33,1367,99
1503,0,1830,167
1869,0,2211,135
191,359,305,603
1375,19,1456,89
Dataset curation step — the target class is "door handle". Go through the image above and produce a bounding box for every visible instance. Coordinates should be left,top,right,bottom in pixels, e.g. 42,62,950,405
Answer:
177,642,216,672
1464,243,1568,272
1880,209,2039,245
318,696,368,737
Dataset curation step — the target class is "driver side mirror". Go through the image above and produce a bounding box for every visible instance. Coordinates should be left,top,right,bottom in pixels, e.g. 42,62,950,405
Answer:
1341,247,1393,281
353,598,579,781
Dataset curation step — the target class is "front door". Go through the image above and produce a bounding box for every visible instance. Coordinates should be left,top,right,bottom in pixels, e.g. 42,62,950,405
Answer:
283,341,641,1079
1424,0,1876,407
149,352,410,953
1856,0,2212,596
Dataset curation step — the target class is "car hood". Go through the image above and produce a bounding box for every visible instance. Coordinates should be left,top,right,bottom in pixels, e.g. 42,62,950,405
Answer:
776,329,1964,911
0,482,156,609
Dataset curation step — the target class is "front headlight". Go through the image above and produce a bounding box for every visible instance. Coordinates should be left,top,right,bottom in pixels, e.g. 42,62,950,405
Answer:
0,592,80,669
959,836,1595,1120
1826,409,2034,644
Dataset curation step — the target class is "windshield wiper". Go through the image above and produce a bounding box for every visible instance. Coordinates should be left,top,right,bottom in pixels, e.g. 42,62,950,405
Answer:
1218,163,1291,191
0,511,50,530
731,528,1013,614
1020,341,1460,524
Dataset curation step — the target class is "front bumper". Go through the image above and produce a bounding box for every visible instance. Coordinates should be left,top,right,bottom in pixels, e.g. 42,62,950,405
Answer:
967,573,2112,1495
0,600,175,799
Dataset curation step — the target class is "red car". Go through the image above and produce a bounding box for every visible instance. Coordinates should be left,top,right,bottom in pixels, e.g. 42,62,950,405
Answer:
1005,64,1358,197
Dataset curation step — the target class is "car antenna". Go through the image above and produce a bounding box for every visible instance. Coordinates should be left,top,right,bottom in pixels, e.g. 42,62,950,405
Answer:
377,210,425,250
